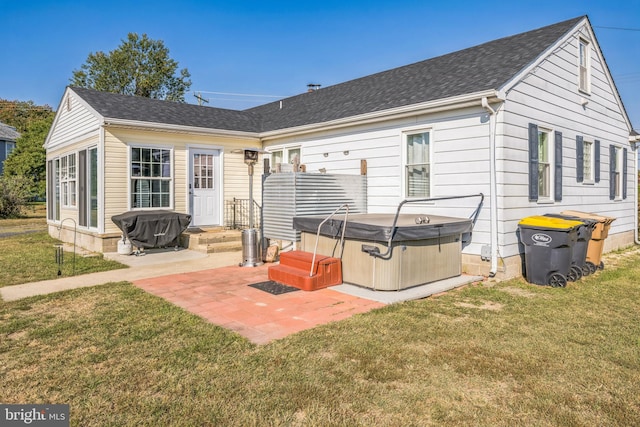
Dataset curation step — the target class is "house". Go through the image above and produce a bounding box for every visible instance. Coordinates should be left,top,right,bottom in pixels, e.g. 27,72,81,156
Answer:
45,15,639,279
0,122,20,175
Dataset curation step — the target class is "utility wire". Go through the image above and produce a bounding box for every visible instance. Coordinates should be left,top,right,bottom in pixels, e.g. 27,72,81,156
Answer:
594,25,640,32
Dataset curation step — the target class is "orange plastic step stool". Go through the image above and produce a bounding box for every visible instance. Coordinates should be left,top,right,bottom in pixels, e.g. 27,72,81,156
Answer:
268,250,342,291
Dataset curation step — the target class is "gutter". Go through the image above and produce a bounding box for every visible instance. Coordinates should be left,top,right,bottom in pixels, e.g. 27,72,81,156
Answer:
102,118,261,140
632,133,640,245
482,96,503,277
260,90,501,142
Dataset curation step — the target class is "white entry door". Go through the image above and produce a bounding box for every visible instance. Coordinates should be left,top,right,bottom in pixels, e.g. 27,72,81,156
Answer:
189,148,220,226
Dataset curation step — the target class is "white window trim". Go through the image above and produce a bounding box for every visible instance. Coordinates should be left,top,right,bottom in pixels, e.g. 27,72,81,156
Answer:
537,127,554,203
60,152,77,209
5,141,16,158
266,144,301,172
613,146,623,201
582,139,595,184
127,143,174,210
578,37,591,94
402,128,433,199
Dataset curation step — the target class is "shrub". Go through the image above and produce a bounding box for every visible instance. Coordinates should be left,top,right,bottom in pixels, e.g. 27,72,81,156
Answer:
0,175,32,218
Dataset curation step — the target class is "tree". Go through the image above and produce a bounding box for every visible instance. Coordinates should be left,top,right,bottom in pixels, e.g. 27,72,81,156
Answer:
71,33,192,102
0,175,31,218
3,116,53,198
0,99,53,133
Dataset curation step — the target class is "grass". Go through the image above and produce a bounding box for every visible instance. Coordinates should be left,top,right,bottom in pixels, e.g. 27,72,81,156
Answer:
0,206,127,287
1,249,639,426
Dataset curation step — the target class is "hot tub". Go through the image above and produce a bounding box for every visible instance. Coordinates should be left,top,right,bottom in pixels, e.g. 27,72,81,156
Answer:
293,213,473,291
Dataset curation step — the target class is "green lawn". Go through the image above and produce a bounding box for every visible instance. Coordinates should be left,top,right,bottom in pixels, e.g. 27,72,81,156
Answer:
1,248,639,426
0,209,126,287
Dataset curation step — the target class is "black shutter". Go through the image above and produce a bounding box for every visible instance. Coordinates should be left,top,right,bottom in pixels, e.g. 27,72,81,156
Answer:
554,131,563,201
623,148,628,200
594,140,600,183
528,123,539,201
609,145,616,200
78,150,87,227
576,135,584,183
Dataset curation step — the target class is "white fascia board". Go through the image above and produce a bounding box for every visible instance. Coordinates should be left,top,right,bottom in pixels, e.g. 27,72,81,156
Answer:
259,90,502,142
102,118,261,140
44,87,106,149
499,17,587,97
499,16,634,133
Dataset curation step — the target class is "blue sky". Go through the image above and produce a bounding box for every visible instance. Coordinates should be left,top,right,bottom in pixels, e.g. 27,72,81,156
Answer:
2,0,639,128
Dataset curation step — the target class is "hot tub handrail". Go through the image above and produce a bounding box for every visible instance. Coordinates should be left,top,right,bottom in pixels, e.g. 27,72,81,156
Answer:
310,204,349,277
367,193,484,260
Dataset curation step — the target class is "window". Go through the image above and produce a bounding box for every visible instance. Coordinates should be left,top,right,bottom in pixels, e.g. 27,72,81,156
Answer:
529,124,562,202
5,141,15,158
405,131,430,198
193,153,214,189
130,147,172,208
579,39,590,92
537,130,551,199
609,145,627,200
577,136,595,183
60,153,77,207
46,159,60,221
583,140,593,181
269,146,301,172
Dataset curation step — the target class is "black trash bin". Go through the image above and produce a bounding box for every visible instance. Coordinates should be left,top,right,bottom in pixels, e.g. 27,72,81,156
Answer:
544,213,597,280
517,215,583,287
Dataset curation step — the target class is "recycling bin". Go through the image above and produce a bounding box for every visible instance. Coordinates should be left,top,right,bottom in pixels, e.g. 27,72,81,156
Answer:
518,215,583,287
561,210,616,272
544,213,597,280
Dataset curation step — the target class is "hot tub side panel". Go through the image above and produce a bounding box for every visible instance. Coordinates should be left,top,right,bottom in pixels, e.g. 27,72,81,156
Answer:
301,232,462,290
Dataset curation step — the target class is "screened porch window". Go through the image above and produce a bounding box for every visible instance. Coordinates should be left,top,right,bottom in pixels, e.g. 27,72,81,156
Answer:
405,132,430,198
130,147,172,208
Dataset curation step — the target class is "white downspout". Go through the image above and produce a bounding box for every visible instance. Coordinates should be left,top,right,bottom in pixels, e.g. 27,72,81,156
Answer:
482,97,500,277
635,140,639,245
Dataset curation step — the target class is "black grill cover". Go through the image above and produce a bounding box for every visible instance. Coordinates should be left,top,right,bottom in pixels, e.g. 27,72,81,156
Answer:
111,210,192,248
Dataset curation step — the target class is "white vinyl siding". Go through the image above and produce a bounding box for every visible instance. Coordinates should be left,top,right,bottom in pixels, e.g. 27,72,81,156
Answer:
45,91,101,149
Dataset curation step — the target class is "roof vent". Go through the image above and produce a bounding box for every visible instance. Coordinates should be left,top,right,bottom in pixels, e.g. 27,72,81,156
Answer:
307,83,321,92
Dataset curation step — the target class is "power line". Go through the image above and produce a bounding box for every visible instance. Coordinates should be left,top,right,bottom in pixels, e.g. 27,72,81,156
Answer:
193,90,286,99
594,25,640,32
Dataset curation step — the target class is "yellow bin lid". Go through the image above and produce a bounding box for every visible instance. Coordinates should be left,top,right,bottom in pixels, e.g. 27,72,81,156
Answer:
518,215,584,230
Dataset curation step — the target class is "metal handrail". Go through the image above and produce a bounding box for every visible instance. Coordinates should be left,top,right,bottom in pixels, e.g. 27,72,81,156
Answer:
365,193,484,260
310,204,349,277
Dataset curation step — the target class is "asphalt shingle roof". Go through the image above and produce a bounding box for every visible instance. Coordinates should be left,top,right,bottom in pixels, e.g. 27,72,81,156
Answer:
72,16,584,134
0,122,20,141
247,16,584,131
71,87,263,133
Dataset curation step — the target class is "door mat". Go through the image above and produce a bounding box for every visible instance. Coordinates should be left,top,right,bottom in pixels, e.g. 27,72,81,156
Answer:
248,281,300,295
